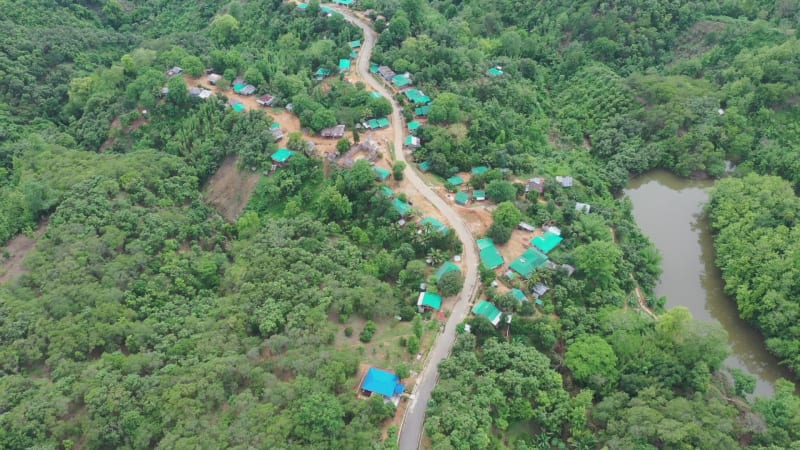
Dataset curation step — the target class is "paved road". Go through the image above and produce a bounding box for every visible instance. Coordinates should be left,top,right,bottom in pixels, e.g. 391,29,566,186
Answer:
336,8,481,450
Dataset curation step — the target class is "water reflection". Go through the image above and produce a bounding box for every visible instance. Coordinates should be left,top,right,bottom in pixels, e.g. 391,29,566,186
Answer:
625,170,793,396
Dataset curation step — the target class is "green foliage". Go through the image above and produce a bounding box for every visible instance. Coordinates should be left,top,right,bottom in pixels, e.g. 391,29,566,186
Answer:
491,201,523,228
437,270,464,297
406,335,420,354
486,222,512,244
360,320,377,343
566,335,619,393
485,180,517,203
392,161,406,181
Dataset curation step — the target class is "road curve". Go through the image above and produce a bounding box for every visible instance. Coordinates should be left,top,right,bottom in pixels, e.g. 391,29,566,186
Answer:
334,7,481,449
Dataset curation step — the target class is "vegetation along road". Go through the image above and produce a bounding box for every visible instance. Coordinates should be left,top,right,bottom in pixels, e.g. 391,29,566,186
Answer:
336,7,480,449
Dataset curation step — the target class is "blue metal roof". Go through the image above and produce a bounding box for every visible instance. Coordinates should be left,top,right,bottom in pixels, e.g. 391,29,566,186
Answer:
362,368,405,397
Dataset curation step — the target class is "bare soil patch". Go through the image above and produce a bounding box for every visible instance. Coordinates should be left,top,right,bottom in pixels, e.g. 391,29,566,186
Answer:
204,155,260,222
0,222,47,284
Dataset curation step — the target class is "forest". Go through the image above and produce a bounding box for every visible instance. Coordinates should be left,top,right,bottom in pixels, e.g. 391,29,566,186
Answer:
1,0,800,449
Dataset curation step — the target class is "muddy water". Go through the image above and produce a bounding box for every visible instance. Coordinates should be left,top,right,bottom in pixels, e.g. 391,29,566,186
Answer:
625,170,793,396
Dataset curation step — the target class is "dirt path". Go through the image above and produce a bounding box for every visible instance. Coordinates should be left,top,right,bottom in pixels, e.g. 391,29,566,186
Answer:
610,226,657,319
334,7,481,450
0,223,47,284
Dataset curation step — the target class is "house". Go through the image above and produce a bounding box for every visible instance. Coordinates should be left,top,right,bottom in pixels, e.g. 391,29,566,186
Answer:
378,66,396,81
404,89,430,104
487,66,504,77
518,222,536,232
159,87,169,98
392,198,412,217
370,63,379,74
370,91,382,99
314,67,332,81
447,176,464,187
477,238,504,269
271,148,295,165
188,87,203,97
238,84,257,96
270,126,285,142
366,117,390,129
297,2,308,10
230,102,246,113
408,121,421,133
419,161,431,172
421,216,448,233
532,283,550,298
360,368,405,404
381,186,394,198
531,230,563,254
511,288,528,303
417,292,442,311
471,166,489,175
454,191,471,206
374,166,391,181
349,40,362,49
555,176,574,187
560,264,576,277
207,73,222,85
339,58,351,72
415,105,431,117
405,135,420,148
434,261,461,281
198,89,213,100
392,73,412,87
509,247,549,279
472,300,502,326
333,0,355,6
166,66,183,77
575,202,591,213
257,94,275,107
473,190,486,201
526,177,545,193
321,124,346,138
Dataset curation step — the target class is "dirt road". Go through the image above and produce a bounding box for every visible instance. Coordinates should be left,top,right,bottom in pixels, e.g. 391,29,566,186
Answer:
335,7,481,449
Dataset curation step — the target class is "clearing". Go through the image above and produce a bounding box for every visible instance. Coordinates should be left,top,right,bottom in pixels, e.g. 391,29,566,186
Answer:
204,155,261,222
0,223,47,284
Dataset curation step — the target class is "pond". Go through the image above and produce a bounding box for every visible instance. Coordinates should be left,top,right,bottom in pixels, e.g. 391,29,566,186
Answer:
625,170,793,396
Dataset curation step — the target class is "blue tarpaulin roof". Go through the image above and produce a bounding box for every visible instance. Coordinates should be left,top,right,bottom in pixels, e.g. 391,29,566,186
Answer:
362,368,405,397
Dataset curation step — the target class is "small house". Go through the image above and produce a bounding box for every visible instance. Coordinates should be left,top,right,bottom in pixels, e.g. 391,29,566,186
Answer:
531,230,563,254
374,166,391,181
417,292,442,312
575,202,591,213
404,89,430,104
404,135,420,148
257,94,275,107
360,368,405,404
188,87,203,97
454,191,471,206
392,73,412,87
270,124,285,142
415,105,431,117
339,58,351,72
392,198,412,217
471,166,489,175
434,261,461,281
378,66,396,81
447,176,464,187
370,91,382,99
487,66,503,77
314,67,332,81
198,89,213,100
477,238,503,269
408,121,421,133
159,87,169,98
560,264,576,277
381,186,394,198
297,2,308,10
321,124,346,138
207,73,222,85
518,222,536,232
473,190,486,201
166,66,183,77
555,176,574,187
271,148,295,165
509,248,548,279
238,84,257,96
532,283,550,298
511,288,528,303
472,300,502,326
370,63,379,74
333,0,355,6
526,177,545,194
418,161,431,172
349,40,362,49
420,216,448,233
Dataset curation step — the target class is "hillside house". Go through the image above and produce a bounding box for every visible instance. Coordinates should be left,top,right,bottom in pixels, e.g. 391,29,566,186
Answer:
207,73,222,85
320,124,346,138
378,66,395,81
417,292,442,312
526,177,545,194
360,368,405,405
166,66,183,77
257,95,275,107
472,300,502,326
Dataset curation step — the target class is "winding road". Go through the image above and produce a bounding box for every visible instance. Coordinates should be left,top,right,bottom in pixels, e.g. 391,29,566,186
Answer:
335,7,481,449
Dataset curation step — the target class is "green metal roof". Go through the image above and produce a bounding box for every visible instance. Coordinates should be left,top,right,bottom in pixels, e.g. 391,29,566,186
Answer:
271,148,295,163
314,67,331,78
472,300,502,325
349,40,362,48
339,59,351,71
374,166,391,181
477,238,494,250
370,91,382,98
377,117,390,127
509,248,548,279
511,288,528,302
404,89,430,104
471,166,488,175
392,198,412,216
233,83,247,93
297,2,308,9
454,190,470,205
419,161,431,171
415,105,431,116
370,63,379,74
418,292,442,309
381,186,394,198
487,67,504,77
447,176,464,186
480,244,504,269
270,122,281,130
531,231,563,254
333,0,354,5
349,51,358,59
473,190,486,199
392,75,411,87
421,216,447,233
434,261,461,281
232,103,246,113
408,121,421,131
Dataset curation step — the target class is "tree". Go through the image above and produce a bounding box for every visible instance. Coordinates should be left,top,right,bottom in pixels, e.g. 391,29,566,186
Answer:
412,315,423,339
566,335,619,392
393,161,406,181
486,223,512,244
317,186,352,221
485,180,516,203
293,392,345,441
336,138,351,155
428,93,462,124
244,66,265,87
395,363,410,379
180,55,204,77
407,335,420,354
492,201,523,228
311,108,337,132
237,211,261,238
210,14,240,46
573,240,623,289
165,76,189,108
437,270,463,297
360,320,377,343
